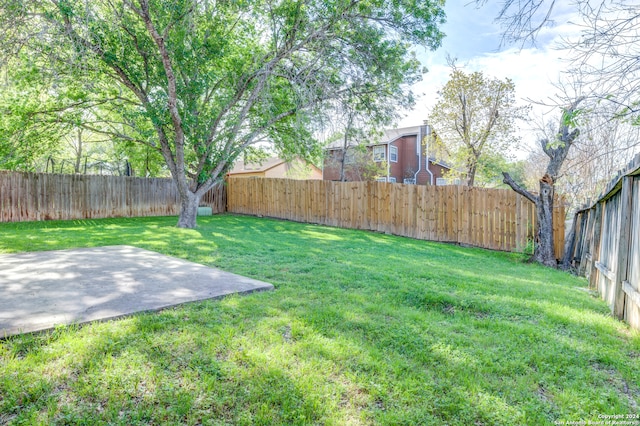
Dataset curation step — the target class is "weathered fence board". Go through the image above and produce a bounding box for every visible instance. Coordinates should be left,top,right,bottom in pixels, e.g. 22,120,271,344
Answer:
0,171,225,222
624,176,640,328
227,177,565,257
570,153,640,330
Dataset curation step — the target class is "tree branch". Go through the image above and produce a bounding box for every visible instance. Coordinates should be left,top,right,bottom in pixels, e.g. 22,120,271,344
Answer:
53,2,178,174
540,138,552,158
135,0,186,179
503,172,539,204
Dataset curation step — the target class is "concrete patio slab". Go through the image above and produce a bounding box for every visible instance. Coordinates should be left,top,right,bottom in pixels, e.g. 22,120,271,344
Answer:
0,245,274,338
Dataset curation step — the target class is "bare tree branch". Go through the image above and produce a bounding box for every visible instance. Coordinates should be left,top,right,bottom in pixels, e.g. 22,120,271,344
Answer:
503,172,539,204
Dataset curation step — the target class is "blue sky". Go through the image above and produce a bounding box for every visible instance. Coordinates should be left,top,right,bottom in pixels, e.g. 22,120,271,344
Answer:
431,2,505,62
400,2,578,153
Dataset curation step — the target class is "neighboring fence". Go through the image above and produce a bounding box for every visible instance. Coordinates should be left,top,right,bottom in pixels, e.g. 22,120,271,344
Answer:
0,171,566,258
0,171,226,222
227,177,565,257
568,154,640,330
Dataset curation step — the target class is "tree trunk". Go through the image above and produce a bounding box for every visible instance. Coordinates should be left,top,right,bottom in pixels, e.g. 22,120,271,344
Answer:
339,118,353,182
502,172,558,267
533,177,557,267
176,191,200,228
466,168,475,187
502,98,583,268
339,149,347,182
466,158,478,187
74,129,83,174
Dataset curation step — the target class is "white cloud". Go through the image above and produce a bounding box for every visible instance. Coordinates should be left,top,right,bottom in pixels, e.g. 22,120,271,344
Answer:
400,47,568,123
399,6,583,157
471,46,567,107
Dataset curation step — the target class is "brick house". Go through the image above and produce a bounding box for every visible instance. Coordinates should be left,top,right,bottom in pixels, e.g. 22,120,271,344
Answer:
323,125,450,185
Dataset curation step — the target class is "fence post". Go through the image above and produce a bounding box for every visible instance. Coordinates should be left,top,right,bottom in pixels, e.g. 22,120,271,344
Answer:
614,176,633,319
554,199,566,260
561,209,579,269
589,202,604,290
576,210,589,274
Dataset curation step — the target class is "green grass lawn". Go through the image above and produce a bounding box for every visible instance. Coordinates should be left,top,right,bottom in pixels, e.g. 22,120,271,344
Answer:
0,214,638,425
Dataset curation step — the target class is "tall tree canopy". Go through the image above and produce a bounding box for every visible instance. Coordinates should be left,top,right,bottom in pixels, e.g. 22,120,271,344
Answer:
0,0,445,227
428,68,527,187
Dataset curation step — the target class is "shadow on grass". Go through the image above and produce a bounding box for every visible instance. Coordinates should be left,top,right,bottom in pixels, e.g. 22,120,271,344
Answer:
1,214,639,425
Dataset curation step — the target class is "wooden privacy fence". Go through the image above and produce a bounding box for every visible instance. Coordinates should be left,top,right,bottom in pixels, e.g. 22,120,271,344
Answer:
0,171,226,222
1,171,565,258
569,154,640,330
228,177,565,257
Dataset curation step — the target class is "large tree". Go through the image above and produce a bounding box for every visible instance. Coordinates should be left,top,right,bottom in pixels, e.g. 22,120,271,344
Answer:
524,103,640,213
0,0,445,228
326,86,405,182
428,67,527,187
475,0,640,266
503,98,583,267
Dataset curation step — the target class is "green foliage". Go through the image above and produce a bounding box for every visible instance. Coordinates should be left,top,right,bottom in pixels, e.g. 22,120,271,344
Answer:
0,60,71,170
473,153,528,188
1,0,445,193
428,68,529,186
325,141,387,181
0,50,161,174
112,142,168,177
0,215,638,424
561,108,584,128
351,144,388,181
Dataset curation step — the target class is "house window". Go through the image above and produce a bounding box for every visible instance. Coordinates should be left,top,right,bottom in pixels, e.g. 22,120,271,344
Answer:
344,149,355,165
403,178,416,184
389,146,398,163
436,177,462,186
376,177,387,182
388,177,396,183
373,145,385,162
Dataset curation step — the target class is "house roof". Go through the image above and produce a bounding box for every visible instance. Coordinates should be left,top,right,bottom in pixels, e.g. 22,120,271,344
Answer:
324,137,360,150
378,126,422,145
427,157,451,170
325,125,423,150
229,157,321,175
229,157,287,175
